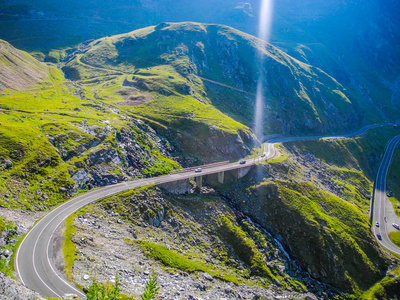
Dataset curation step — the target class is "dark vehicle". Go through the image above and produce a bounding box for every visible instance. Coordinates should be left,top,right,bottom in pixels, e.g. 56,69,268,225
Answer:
239,160,246,164
261,153,266,158
376,222,379,227
377,233,382,240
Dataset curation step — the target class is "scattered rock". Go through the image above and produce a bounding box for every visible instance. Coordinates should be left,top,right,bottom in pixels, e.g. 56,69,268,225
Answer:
203,273,213,281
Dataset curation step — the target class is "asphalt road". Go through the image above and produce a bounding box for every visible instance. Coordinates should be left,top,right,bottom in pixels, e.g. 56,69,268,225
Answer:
373,135,400,254
15,123,397,298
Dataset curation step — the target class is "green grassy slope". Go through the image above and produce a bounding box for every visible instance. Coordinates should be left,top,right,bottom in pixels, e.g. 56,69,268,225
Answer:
62,22,363,139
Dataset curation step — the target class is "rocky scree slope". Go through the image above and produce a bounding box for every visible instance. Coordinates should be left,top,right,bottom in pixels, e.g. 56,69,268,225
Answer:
65,186,332,299
62,22,361,138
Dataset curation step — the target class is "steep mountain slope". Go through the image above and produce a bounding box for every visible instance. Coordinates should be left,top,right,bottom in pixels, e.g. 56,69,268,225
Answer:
63,22,362,138
0,21,399,299
217,128,400,295
0,40,48,91
1,0,398,124
272,0,400,122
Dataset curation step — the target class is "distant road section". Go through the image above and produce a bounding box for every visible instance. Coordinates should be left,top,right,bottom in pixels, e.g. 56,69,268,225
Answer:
197,76,256,96
373,135,400,254
15,122,397,298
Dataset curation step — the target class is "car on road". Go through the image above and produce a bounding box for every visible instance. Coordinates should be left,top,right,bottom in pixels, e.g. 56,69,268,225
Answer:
194,168,202,173
239,160,246,164
261,153,266,158
377,233,382,240
392,223,399,229
376,222,379,227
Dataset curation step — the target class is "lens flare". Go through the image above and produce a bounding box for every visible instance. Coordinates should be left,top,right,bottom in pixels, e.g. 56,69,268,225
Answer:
258,0,273,44
254,0,274,140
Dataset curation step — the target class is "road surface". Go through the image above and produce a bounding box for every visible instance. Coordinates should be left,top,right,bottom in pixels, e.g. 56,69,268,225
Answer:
15,123,398,298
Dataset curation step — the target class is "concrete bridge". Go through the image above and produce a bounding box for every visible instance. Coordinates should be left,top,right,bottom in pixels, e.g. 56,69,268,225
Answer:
158,164,253,194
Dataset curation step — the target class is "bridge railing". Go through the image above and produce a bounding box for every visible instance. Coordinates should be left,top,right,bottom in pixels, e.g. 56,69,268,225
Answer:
170,161,230,174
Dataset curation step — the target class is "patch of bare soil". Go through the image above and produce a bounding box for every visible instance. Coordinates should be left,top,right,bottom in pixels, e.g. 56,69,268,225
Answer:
117,94,153,106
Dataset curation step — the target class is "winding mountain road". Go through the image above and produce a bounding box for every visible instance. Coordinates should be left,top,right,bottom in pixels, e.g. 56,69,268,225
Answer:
15,123,400,298
373,135,400,253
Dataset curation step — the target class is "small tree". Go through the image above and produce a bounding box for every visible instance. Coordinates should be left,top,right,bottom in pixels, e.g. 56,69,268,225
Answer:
85,271,159,300
141,271,160,300
86,274,121,300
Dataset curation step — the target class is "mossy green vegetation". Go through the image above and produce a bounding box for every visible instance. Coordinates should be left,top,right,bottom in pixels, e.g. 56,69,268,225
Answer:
0,216,9,235
64,56,257,162
63,212,79,281
223,178,388,295
0,216,18,277
0,43,182,210
388,231,400,247
277,181,382,291
216,215,275,279
361,266,400,300
134,240,239,283
62,21,362,146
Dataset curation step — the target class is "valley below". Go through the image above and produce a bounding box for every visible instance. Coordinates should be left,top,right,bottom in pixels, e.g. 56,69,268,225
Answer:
1,2,400,298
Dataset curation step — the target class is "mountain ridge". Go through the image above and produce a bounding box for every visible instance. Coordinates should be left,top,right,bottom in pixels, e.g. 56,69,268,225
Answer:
62,22,365,138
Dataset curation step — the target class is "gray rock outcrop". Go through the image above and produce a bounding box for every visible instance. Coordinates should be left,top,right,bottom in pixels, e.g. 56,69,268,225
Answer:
0,272,45,300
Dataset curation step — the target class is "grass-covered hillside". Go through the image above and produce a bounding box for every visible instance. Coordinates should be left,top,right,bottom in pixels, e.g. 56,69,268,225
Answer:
2,0,397,126
62,22,364,137
0,40,182,210
218,128,400,296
